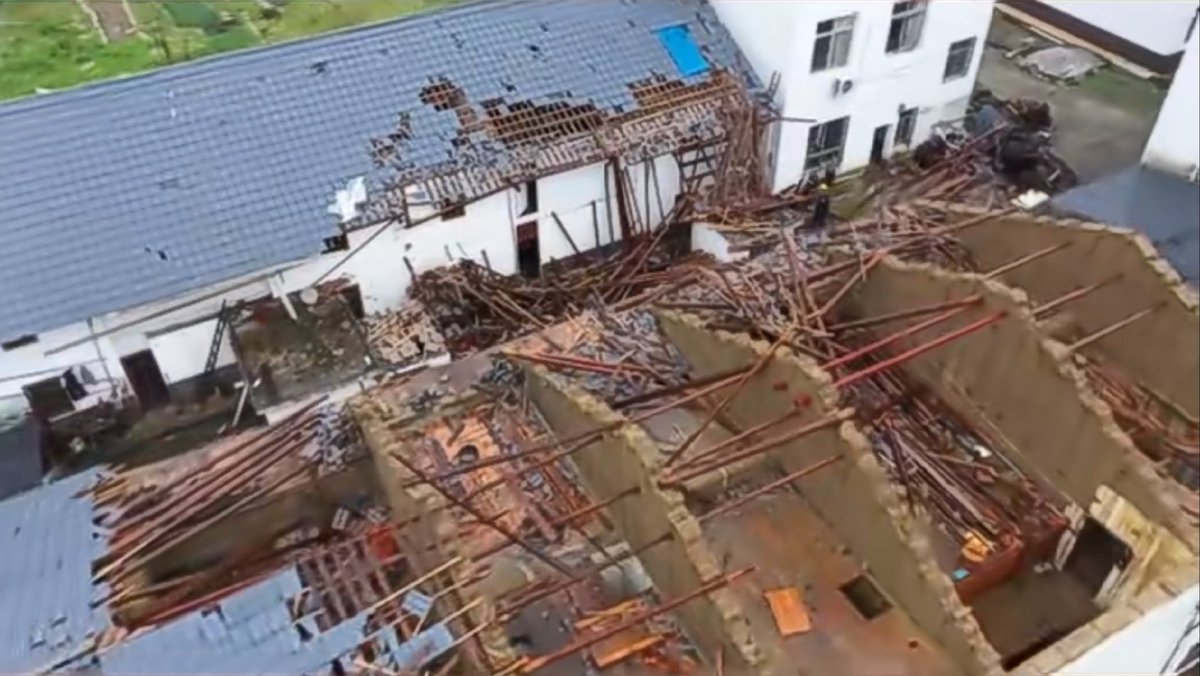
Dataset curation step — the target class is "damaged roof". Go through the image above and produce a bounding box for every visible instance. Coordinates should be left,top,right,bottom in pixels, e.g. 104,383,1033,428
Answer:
1051,164,1200,285
0,470,108,674
0,0,754,341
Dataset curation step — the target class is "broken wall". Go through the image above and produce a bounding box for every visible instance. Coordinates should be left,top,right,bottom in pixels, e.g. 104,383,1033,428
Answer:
655,311,1004,676
523,365,764,673
845,257,1198,567
928,202,1200,419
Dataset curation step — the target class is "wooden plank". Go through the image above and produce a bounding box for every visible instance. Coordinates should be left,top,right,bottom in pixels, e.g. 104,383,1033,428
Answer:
764,587,811,636
591,632,667,669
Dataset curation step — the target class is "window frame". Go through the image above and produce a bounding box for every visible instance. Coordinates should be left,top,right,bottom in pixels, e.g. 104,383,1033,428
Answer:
886,0,927,54
943,37,977,81
811,14,856,72
895,107,918,147
805,116,850,172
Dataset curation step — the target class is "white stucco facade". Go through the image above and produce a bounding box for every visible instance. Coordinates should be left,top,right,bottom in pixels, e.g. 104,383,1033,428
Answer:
1144,28,1200,177
1039,0,1199,59
712,0,994,191
1063,584,1199,675
1,155,683,414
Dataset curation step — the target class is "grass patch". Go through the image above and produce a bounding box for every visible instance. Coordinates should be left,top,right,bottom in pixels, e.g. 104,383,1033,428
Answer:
0,0,462,102
1077,67,1167,113
161,1,222,31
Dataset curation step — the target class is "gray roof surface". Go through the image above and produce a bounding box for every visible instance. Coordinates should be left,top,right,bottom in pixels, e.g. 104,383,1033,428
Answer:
0,469,108,674
0,0,752,340
1052,164,1200,285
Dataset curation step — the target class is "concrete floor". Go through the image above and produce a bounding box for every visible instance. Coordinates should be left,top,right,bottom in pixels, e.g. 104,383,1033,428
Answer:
978,15,1167,182
703,489,961,676
969,567,1100,668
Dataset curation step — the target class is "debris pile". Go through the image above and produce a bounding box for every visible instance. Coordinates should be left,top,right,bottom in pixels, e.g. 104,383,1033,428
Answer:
409,235,711,357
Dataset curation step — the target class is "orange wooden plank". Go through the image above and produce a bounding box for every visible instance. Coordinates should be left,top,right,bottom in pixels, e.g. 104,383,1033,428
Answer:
764,587,811,636
591,632,667,669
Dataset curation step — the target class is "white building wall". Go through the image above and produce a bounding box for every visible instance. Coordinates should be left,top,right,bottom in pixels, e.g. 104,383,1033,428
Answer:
713,0,994,191
2,161,661,413
1144,28,1200,177
1040,0,1198,58
1061,584,1199,674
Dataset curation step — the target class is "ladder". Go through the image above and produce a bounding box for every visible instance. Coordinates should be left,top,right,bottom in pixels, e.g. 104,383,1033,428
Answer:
204,301,230,375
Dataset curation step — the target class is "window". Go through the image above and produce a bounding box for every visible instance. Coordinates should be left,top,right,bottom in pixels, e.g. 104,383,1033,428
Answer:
944,37,976,81
896,107,918,147
440,201,466,220
322,234,348,253
886,0,926,54
805,116,849,171
811,15,855,72
1,334,38,351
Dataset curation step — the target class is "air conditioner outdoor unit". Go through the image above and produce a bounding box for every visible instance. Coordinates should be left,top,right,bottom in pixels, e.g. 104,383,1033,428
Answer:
831,78,854,97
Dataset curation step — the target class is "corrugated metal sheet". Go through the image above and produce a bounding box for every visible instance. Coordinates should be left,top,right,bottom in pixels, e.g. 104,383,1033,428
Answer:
0,470,108,674
0,0,755,340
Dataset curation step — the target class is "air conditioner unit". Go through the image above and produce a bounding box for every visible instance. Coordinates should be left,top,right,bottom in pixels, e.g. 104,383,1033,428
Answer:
831,78,855,98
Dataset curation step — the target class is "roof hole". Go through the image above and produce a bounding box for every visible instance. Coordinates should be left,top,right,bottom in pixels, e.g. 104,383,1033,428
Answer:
839,575,891,620
457,444,480,464
539,21,549,32
311,60,329,75
528,44,541,55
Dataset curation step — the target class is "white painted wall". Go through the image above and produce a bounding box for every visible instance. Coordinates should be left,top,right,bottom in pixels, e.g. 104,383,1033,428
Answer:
2,160,662,414
1144,28,1200,177
712,0,994,190
1040,0,1198,58
1061,584,1199,674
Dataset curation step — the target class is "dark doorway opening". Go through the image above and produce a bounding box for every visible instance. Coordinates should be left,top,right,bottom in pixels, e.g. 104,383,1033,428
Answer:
840,574,892,620
516,221,540,279
1063,517,1133,597
121,350,171,410
870,124,890,164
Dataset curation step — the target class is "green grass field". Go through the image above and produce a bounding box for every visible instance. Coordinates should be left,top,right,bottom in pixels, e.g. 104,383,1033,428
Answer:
0,0,459,101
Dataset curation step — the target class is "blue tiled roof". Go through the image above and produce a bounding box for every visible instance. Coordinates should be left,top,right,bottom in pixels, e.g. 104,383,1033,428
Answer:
0,0,753,340
0,470,108,674
1052,164,1200,285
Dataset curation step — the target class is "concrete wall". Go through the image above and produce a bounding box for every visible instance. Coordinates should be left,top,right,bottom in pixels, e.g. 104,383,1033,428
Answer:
712,0,993,189
844,257,1198,557
523,365,764,673
1039,0,1198,58
926,202,1200,419
1145,27,1200,176
655,311,1004,676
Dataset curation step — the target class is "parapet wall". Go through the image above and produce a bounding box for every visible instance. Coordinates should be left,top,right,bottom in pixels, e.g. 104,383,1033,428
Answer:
522,365,765,673
845,257,1198,557
923,201,1200,419
655,310,1004,676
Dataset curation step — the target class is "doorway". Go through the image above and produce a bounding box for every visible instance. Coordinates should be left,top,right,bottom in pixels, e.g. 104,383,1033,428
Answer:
870,124,890,164
121,350,170,410
516,221,540,279
1063,517,1133,598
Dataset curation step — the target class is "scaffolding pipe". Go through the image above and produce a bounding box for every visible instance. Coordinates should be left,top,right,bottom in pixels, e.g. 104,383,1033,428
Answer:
612,365,752,409
834,312,1006,389
663,410,853,487
517,566,757,673
1032,275,1122,319
700,455,843,523
1067,305,1162,354
823,302,979,370
983,242,1071,279
400,369,748,488
389,451,574,578
668,407,803,472
827,295,984,332
547,487,640,529
499,532,675,616
662,326,797,467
